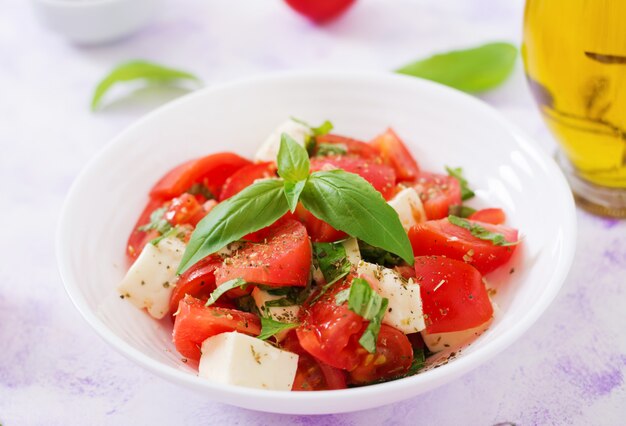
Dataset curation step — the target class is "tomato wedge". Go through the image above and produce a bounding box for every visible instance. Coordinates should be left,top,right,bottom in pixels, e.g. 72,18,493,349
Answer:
409,218,518,275
315,134,380,159
413,172,462,220
172,295,261,361
164,193,207,227
294,203,346,242
219,162,277,201
150,153,251,200
415,256,493,334
281,332,347,391
215,220,312,287
169,255,222,315
126,197,164,262
370,128,420,181
468,208,506,225
310,156,396,200
348,324,413,385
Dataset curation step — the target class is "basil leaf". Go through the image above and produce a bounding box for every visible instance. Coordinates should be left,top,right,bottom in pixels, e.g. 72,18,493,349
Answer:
316,143,347,157
313,241,351,286
448,204,477,218
334,288,350,306
178,179,289,273
396,42,517,93
137,206,172,234
291,117,334,136
445,166,475,201
406,345,426,376
448,215,518,246
205,278,246,307
91,60,201,111
284,180,306,213
301,170,414,265
358,240,404,267
347,278,389,353
278,133,310,182
264,297,297,308
149,226,186,247
257,317,299,341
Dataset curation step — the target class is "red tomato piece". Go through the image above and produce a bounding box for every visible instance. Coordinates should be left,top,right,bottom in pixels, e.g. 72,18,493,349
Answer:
215,220,312,288
415,256,493,334
172,295,261,361
284,0,356,23
296,278,366,370
310,156,396,200
315,134,380,160
281,332,347,391
219,162,277,201
468,208,506,225
164,193,206,227
413,172,462,220
169,255,222,315
409,218,518,275
294,203,346,242
370,128,420,182
150,153,251,200
348,324,413,385
126,197,165,262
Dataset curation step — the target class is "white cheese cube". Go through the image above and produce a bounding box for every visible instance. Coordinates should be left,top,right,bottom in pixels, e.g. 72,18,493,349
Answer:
117,236,186,319
251,288,300,342
421,318,492,353
387,187,427,232
255,119,312,162
198,332,298,391
341,238,361,266
357,261,426,333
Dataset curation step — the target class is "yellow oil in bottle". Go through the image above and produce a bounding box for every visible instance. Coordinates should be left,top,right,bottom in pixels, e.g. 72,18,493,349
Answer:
522,0,626,188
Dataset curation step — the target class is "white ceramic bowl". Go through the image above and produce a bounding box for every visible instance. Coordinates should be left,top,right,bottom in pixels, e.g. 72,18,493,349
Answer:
32,0,161,45
57,71,576,414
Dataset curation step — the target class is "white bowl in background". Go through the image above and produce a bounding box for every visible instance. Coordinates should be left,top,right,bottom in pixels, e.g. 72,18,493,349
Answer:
56,71,576,414
31,0,161,45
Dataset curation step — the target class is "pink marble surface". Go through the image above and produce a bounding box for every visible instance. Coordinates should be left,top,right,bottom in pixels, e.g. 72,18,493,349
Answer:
1,0,625,424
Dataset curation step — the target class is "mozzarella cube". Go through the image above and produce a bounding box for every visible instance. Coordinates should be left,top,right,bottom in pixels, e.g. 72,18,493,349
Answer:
198,332,298,391
341,238,361,266
387,187,427,232
255,119,312,162
357,261,426,333
421,318,492,353
117,236,186,319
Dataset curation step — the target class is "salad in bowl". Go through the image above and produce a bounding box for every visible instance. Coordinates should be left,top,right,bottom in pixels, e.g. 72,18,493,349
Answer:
117,118,520,392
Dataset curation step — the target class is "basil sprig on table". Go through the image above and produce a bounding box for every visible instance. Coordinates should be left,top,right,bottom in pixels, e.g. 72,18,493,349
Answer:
177,133,413,273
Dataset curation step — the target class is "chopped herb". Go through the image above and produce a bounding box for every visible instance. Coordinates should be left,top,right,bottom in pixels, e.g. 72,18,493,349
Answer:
358,240,404,267
187,183,214,200
265,297,296,308
407,345,426,375
138,207,172,234
446,166,475,201
448,215,518,246
311,241,351,302
448,204,477,218
235,295,259,314
347,278,389,353
257,316,299,341
291,117,334,136
250,345,262,364
205,278,246,307
316,143,347,157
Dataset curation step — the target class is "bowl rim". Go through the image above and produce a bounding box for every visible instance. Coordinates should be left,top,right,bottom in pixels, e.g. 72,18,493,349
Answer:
56,70,577,412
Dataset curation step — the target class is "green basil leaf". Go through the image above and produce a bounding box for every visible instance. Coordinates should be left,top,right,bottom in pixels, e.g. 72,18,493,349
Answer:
91,60,201,111
137,206,172,234
445,166,475,201
316,143,347,157
187,183,215,200
301,170,414,265
291,117,334,136
359,298,388,354
406,345,426,376
257,317,299,341
334,288,350,306
264,297,296,308
448,204,477,218
448,215,518,246
205,278,246,307
313,241,351,286
347,278,389,353
149,226,186,247
358,240,404,267
284,180,306,213
396,42,517,93
278,133,310,182
178,179,289,273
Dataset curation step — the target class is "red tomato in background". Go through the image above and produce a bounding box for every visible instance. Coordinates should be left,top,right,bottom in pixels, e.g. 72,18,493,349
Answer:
409,218,518,275
468,208,506,225
168,255,222,315
164,193,207,227
281,332,347,391
370,128,420,182
284,0,356,23
413,172,462,220
310,156,396,200
315,134,380,160
296,278,366,370
415,256,493,334
219,162,277,201
347,324,413,385
295,203,346,242
126,197,164,262
172,296,261,361
215,220,312,288
150,153,251,200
